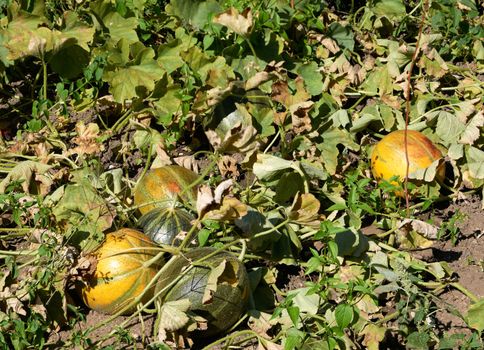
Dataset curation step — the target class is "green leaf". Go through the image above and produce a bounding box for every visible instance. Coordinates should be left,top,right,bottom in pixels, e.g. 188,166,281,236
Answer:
371,0,406,19
406,331,430,350
52,180,114,251
317,127,359,175
49,45,90,79
334,303,353,329
330,109,350,128
436,111,466,144
327,22,355,51
103,45,165,102
253,154,294,180
296,62,324,96
466,299,484,332
90,1,139,44
466,146,484,180
334,229,369,257
157,39,187,74
167,0,222,30
287,306,300,326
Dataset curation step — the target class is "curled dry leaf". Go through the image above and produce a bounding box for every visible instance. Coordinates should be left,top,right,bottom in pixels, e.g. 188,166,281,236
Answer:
287,192,322,226
213,8,253,36
197,180,247,221
218,154,240,178
271,78,313,132
0,160,52,194
68,122,104,156
204,104,259,154
398,218,439,240
245,71,271,91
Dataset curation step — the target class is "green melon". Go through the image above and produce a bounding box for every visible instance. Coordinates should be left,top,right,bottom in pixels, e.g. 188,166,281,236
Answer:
156,247,250,337
139,206,195,245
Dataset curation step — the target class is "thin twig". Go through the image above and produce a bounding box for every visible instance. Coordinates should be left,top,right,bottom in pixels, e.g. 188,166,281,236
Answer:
404,0,429,217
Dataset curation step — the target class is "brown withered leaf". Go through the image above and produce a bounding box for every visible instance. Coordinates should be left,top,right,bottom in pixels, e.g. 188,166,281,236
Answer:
287,192,322,226
271,78,313,132
213,8,253,36
290,100,314,133
204,104,259,153
204,196,248,221
218,155,240,178
245,71,271,90
197,179,247,222
68,122,104,156
0,160,52,194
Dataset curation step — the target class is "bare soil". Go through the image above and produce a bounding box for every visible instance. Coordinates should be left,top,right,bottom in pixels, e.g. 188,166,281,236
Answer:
414,195,484,335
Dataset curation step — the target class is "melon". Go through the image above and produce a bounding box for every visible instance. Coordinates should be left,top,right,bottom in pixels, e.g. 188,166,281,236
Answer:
133,165,199,216
156,247,250,337
81,228,160,315
138,206,195,245
370,130,445,193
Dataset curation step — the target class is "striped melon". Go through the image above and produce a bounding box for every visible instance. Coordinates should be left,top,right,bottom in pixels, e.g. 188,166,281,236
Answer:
155,247,250,337
138,206,195,245
81,228,160,315
133,165,199,216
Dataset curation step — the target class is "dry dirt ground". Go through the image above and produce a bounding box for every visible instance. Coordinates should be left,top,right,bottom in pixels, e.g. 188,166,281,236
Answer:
415,195,484,335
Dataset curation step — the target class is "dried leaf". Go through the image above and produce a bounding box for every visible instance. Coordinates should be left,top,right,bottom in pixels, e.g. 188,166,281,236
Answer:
218,155,240,178
213,8,253,36
460,111,484,145
204,104,259,154
289,100,314,133
287,193,321,226
0,288,27,316
68,122,104,156
399,218,439,240
360,324,387,350
157,299,191,342
202,259,226,304
196,185,215,217
245,71,271,90
204,196,248,221
0,161,52,194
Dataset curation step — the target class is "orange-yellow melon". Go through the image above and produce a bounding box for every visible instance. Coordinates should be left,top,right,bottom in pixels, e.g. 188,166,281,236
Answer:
81,228,159,315
371,130,445,192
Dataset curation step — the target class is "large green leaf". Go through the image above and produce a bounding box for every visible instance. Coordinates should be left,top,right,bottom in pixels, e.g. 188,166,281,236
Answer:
52,180,114,251
166,0,222,30
371,0,406,19
103,44,165,102
317,127,359,175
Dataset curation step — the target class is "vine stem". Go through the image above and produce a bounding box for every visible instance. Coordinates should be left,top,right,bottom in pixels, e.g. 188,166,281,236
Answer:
404,0,429,217
451,282,480,303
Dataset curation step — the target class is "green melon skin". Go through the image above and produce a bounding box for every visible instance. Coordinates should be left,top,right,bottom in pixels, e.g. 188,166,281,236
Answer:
133,165,199,216
156,247,250,337
139,206,194,245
